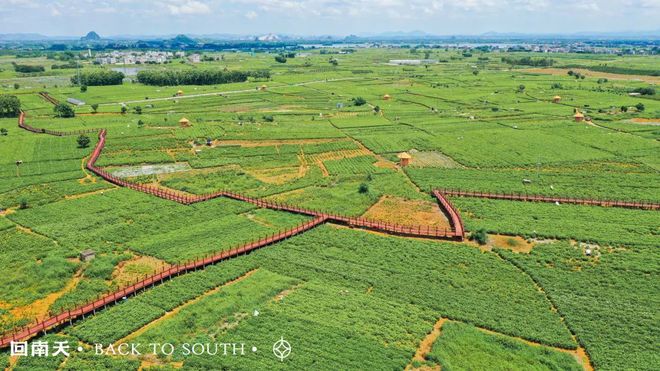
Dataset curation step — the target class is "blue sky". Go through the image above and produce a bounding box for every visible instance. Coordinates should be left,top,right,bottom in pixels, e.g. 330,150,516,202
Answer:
0,0,658,36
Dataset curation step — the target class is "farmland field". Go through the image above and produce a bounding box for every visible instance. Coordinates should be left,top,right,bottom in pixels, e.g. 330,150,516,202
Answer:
0,46,658,371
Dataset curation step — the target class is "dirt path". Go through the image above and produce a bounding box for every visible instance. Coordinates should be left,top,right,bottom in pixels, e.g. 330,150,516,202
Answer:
10,269,83,323
406,317,448,370
113,269,258,345
64,187,117,200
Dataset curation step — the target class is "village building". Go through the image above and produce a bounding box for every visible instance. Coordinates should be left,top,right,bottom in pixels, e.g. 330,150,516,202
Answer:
383,94,391,100
179,117,191,127
80,249,95,262
552,95,561,103
574,110,585,122
397,152,412,167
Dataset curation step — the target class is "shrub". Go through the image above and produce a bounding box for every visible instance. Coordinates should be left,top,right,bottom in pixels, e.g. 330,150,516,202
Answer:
77,135,91,148
470,229,488,245
19,198,28,209
358,183,369,193
352,97,367,106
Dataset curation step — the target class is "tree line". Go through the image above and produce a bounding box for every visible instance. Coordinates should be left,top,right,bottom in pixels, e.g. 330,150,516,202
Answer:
501,56,555,67
71,70,125,86
12,62,45,73
135,69,270,86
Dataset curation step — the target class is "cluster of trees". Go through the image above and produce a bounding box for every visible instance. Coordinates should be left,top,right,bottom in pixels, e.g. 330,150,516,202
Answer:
136,69,268,86
71,70,124,86
12,62,45,73
630,87,655,96
567,70,586,79
501,56,555,67
52,61,81,69
54,103,75,118
0,95,21,117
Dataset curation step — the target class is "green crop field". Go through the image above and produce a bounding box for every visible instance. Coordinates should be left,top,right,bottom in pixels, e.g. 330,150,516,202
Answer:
0,46,658,371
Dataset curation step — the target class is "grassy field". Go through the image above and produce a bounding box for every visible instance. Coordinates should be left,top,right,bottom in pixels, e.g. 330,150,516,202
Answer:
0,47,658,370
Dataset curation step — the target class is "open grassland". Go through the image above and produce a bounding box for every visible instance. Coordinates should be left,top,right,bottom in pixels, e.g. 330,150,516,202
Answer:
0,48,658,370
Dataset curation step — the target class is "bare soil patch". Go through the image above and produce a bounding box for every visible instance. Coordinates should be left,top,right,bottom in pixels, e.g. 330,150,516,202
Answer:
112,256,170,288
479,234,535,253
245,166,301,185
362,196,451,229
9,269,82,322
629,118,660,126
524,68,660,84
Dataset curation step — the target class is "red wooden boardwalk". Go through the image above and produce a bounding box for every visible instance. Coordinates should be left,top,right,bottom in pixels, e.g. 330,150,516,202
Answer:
0,216,327,348
2,111,469,347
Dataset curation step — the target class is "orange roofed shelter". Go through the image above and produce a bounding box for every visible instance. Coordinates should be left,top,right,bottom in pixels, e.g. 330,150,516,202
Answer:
397,152,412,167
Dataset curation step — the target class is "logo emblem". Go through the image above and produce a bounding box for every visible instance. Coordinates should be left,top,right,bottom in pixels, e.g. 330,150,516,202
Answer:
272,336,291,361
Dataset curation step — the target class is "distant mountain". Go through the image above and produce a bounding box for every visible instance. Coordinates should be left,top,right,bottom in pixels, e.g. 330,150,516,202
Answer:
170,34,197,45
81,31,101,41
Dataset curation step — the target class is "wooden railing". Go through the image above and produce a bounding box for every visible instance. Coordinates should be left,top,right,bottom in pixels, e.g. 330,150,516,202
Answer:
437,188,659,211
0,215,328,347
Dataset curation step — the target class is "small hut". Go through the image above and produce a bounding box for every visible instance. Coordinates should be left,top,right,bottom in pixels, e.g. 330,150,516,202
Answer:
383,94,391,100
552,95,561,103
176,90,184,96
80,249,95,262
179,117,191,128
574,110,585,122
260,85,267,91
397,152,412,167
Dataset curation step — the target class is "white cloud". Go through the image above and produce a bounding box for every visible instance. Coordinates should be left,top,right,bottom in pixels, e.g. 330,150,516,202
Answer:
245,10,258,19
167,0,211,15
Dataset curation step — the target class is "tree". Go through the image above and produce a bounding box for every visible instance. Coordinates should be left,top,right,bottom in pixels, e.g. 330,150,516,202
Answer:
274,55,287,63
0,95,21,117
329,58,338,66
91,103,99,113
77,135,90,148
472,70,479,76
137,119,145,128
133,106,142,114
262,115,274,122
635,103,645,112
517,84,525,93
358,183,369,193
121,106,127,114
19,198,28,210
620,106,628,113
470,229,488,245
80,85,87,93
53,103,75,118
373,106,380,113
351,97,367,106
13,83,19,90
0,128,7,136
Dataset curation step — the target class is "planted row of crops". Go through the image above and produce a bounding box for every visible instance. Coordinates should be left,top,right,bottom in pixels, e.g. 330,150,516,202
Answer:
500,242,659,371
453,197,660,246
65,259,256,344
425,321,583,370
407,167,660,202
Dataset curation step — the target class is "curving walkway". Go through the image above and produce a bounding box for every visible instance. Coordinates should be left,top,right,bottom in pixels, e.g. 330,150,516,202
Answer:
0,111,465,347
